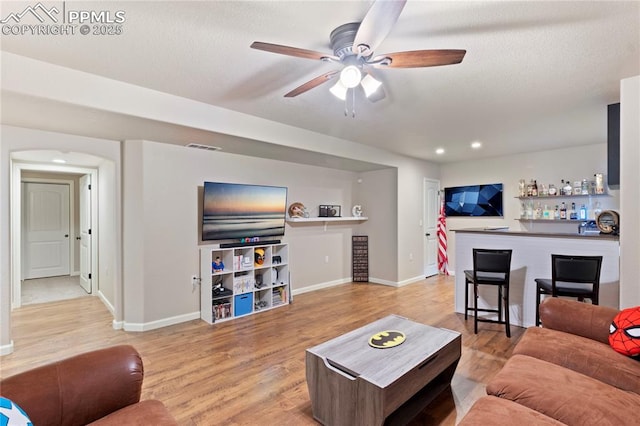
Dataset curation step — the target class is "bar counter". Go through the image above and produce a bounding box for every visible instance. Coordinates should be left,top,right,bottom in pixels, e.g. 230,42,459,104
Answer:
453,228,619,328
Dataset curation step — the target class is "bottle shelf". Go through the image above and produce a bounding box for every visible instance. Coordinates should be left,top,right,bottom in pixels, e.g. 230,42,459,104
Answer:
516,219,592,223
516,193,609,200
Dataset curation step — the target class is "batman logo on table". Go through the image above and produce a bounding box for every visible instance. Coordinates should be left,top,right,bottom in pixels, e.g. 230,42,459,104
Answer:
368,330,406,349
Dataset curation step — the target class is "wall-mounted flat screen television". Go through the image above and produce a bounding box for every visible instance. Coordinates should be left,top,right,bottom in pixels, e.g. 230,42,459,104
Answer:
444,183,504,217
202,182,288,241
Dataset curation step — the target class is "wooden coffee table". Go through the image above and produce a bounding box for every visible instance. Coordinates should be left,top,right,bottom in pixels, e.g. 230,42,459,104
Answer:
306,314,461,425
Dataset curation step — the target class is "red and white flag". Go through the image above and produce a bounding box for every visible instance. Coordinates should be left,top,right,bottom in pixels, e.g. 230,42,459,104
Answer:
437,200,449,275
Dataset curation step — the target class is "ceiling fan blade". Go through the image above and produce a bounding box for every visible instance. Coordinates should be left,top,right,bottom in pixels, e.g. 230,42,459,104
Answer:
371,49,466,68
251,41,338,61
284,70,340,97
352,0,407,56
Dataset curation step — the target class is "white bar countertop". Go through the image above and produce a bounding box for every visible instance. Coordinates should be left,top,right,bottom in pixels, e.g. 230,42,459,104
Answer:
453,227,619,241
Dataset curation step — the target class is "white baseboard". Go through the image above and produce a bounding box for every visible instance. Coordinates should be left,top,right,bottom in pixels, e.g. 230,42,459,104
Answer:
369,275,426,288
97,290,115,315
292,278,351,296
367,277,399,287
1,340,14,356
293,274,432,294
112,272,453,333
123,311,200,332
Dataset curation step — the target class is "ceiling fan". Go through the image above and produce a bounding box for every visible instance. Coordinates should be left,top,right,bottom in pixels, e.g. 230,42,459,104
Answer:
250,0,466,102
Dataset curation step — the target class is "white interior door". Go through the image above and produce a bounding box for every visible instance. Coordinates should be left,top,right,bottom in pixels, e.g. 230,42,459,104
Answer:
79,175,92,293
423,179,440,277
23,182,70,279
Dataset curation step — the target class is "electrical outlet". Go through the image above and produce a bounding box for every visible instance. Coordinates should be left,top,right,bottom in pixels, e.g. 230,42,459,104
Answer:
325,255,329,263
409,253,414,261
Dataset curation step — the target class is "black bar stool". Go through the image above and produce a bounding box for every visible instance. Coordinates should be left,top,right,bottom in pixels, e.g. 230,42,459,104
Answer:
464,249,513,337
534,254,603,326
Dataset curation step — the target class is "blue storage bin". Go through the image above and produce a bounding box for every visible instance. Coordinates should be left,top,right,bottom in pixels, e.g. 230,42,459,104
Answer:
234,293,253,316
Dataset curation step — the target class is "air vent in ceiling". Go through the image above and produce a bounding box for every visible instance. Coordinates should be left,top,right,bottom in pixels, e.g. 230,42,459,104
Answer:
186,143,222,151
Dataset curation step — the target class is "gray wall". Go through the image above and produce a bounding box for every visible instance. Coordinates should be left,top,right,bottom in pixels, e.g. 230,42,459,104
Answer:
122,139,393,327
357,168,398,283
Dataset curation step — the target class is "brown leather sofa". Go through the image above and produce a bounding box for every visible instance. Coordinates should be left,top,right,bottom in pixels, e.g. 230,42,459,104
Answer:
460,298,640,425
1,345,177,425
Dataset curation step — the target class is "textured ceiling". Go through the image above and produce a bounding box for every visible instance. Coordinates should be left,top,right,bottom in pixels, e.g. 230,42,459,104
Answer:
1,1,639,164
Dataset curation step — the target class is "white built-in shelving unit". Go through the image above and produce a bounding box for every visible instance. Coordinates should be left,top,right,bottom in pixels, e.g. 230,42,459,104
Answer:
200,242,290,324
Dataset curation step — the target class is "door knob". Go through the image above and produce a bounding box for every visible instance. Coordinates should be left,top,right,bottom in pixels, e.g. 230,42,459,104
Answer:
76,237,81,240
426,233,431,236
64,234,69,238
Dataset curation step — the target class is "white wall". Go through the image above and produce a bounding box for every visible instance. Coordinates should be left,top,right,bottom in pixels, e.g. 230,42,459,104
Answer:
0,125,121,353
441,143,620,271
619,75,640,308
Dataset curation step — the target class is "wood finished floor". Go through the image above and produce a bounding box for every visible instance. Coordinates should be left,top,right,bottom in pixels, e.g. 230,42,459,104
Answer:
1,275,525,425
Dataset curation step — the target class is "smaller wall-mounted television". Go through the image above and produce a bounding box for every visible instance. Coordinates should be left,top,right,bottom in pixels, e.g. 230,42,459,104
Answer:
202,182,288,241
444,183,504,217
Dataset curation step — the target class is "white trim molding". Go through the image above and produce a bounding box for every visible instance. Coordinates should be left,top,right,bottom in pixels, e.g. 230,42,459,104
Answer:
123,311,200,332
291,278,351,296
1,340,14,356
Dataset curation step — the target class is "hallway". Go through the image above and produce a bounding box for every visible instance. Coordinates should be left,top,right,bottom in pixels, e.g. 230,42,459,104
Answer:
21,276,89,305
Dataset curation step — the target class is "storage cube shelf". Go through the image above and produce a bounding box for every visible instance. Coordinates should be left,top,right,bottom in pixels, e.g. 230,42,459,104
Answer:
200,242,290,324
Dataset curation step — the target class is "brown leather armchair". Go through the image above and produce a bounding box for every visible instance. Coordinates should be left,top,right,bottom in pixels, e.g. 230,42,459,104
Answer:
1,345,177,425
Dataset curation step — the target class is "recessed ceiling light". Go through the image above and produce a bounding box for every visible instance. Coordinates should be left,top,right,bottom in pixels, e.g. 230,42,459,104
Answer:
435,148,445,155
52,159,67,164
471,141,482,149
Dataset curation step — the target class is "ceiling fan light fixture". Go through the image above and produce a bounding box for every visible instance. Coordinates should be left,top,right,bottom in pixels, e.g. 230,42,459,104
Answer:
330,80,348,100
361,73,382,98
339,65,362,88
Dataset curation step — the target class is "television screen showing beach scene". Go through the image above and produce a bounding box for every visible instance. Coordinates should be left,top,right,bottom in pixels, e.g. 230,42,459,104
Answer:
202,182,288,241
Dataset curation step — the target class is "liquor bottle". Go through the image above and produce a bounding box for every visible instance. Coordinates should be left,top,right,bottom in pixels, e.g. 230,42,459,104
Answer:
569,202,578,220
560,202,567,219
581,179,589,195
532,180,538,197
563,179,573,196
579,204,587,220
543,204,550,219
594,201,602,218
554,205,560,220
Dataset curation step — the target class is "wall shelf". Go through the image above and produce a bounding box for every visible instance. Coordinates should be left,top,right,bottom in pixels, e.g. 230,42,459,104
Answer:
516,193,609,200
516,219,586,223
286,216,368,223
286,216,368,231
